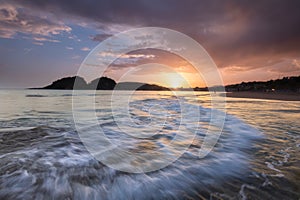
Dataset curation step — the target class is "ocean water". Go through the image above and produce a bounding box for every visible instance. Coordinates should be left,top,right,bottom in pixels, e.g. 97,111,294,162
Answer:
0,90,299,199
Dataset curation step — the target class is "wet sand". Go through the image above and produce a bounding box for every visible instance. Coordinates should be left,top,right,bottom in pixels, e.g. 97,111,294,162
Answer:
226,91,300,101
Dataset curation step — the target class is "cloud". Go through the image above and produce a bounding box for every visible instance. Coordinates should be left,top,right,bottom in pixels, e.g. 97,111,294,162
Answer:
97,51,155,60
2,0,300,78
0,2,71,39
81,47,91,51
33,41,43,46
99,49,196,76
33,36,60,43
90,33,112,42
93,50,157,74
120,54,155,59
267,58,300,74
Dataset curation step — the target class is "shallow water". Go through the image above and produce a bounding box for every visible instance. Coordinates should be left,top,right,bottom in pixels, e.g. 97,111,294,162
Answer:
0,90,299,199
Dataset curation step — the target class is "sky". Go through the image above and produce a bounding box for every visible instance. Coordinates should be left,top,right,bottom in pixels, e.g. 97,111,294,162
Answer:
0,0,300,88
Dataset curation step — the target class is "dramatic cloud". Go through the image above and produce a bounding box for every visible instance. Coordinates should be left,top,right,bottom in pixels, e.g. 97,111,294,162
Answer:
10,0,300,70
1,0,300,87
0,2,71,39
102,49,195,76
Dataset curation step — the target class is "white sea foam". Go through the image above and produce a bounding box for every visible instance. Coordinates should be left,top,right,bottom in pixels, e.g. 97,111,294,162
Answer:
1,90,298,199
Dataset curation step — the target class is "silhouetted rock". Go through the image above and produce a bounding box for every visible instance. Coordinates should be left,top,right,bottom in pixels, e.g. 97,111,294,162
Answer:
43,76,87,90
39,77,171,91
115,82,170,91
88,77,116,90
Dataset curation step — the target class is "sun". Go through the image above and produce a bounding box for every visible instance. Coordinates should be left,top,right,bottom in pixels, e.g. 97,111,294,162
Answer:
164,73,185,88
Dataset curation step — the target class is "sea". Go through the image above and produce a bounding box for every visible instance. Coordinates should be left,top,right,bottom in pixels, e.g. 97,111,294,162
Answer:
0,90,299,200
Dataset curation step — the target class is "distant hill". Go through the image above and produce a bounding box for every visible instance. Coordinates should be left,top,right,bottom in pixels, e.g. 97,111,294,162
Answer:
115,82,170,91
226,76,300,92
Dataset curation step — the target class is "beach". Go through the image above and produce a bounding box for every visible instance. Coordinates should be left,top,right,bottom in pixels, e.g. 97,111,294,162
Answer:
226,91,300,101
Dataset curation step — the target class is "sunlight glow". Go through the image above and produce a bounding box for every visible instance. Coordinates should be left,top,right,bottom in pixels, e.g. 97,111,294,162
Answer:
164,73,185,88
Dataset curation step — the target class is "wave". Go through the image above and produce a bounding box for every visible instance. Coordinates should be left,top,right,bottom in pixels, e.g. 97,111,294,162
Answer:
25,94,48,97
0,96,266,199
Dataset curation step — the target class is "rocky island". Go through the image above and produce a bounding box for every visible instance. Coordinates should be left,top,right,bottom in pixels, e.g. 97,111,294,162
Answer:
39,76,170,91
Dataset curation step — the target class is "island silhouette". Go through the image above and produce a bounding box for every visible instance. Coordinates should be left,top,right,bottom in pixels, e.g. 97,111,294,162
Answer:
38,75,300,93
39,76,170,91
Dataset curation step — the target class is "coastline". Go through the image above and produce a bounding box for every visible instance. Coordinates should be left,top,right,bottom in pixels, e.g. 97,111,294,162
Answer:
226,91,300,101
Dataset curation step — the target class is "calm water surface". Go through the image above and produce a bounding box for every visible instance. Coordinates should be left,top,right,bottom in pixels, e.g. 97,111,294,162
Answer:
0,90,299,199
